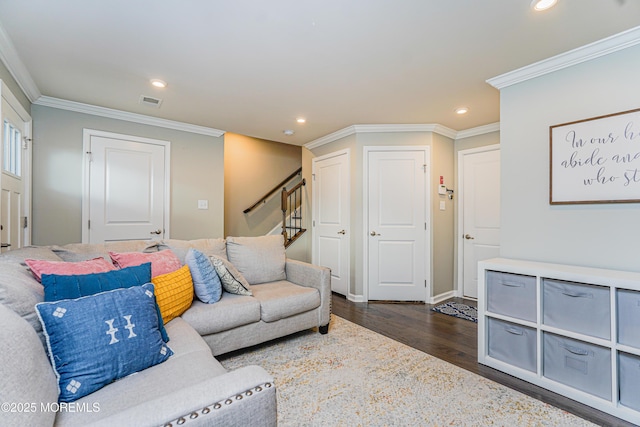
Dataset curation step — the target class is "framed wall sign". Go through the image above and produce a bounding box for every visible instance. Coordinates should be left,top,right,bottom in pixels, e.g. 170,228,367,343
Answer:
550,108,640,205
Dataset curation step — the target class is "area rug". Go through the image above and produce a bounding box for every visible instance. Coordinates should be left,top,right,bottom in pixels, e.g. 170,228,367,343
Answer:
432,301,478,323
219,316,593,426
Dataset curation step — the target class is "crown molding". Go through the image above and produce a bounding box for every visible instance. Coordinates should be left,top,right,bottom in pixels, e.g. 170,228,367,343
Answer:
456,122,500,140
353,124,458,139
304,126,357,149
0,21,41,102
34,96,226,137
304,122,498,149
305,124,458,149
488,25,640,90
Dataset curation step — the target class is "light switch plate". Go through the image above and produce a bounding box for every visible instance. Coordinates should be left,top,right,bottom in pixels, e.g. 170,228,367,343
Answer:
198,200,209,210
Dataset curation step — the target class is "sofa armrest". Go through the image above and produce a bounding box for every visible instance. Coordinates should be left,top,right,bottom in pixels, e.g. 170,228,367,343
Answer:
86,366,276,427
285,259,331,328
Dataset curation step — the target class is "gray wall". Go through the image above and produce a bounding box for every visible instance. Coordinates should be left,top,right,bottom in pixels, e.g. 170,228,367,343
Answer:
500,44,640,271
431,132,455,297
306,130,455,300
32,105,224,245
0,62,30,113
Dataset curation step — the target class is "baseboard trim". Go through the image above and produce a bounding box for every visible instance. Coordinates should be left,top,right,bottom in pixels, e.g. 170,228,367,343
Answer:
428,291,456,305
347,293,366,303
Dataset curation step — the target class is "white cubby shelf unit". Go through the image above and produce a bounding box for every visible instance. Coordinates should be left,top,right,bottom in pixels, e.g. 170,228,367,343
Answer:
478,257,640,425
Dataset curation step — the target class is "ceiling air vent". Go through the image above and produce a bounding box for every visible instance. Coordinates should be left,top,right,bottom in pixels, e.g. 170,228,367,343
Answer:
139,95,163,108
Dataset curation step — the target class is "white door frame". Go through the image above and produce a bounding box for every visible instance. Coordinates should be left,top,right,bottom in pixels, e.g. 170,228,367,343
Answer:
363,145,430,302
0,80,32,247
312,148,351,297
81,129,171,243
456,144,500,296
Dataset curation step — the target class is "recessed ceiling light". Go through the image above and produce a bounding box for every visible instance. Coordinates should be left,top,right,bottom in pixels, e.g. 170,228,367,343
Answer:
283,130,295,136
455,107,469,115
150,79,167,88
531,0,557,11
296,117,306,124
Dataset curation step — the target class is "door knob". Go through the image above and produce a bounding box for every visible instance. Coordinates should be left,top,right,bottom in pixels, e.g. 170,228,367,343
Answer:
464,234,475,240
150,229,162,235
337,230,346,235
370,231,381,236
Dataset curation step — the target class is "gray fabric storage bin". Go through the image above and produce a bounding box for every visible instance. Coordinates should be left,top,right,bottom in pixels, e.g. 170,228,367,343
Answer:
619,352,640,411
543,279,610,339
487,271,537,322
488,317,537,373
543,332,611,400
617,289,640,348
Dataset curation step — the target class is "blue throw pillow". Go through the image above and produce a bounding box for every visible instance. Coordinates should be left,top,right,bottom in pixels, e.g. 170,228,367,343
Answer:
36,283,173,403
185,248,222,304
41,263,169,342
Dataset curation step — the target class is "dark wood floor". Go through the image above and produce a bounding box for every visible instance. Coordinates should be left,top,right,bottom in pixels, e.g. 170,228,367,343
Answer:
331,293,634,427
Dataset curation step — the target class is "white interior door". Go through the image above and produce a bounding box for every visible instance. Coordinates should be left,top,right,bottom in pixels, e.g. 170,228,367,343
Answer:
312,149,350,296
460,146,501,298
0,86,31,253
366,148,428,302
83,130,170,244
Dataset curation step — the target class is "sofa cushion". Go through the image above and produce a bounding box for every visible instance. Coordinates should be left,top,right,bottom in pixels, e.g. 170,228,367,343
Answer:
109,249,181,277
36,283,173,402
210,255,252,296
185,248,222,304
0,246,63,264
104,240,162,253
25,257,116,282
52,240,159,262
40,263,169,343
181,294,261,335
0,303,58,427
163,316,222,357
0,262,46,342
160,238,227,263
226,235,286,285
152,265,194,323
250,280,321,323
56,317,228,426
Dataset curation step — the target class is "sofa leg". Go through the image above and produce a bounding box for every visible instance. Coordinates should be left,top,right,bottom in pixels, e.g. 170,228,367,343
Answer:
319,324,329,335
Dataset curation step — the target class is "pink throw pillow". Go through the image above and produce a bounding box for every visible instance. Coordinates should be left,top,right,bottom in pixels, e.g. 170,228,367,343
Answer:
25,257,116,282
109,249,181,278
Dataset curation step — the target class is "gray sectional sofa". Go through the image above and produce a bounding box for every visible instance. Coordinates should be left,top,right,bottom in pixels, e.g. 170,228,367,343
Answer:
0,236,331,426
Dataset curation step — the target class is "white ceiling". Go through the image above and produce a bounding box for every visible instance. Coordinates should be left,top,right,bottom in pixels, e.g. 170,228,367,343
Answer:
0,1,639,145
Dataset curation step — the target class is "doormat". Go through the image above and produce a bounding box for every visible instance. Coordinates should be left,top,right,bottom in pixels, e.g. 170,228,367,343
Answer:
431,302,478,323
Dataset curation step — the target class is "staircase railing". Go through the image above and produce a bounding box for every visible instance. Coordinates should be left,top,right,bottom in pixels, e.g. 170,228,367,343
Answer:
242,167,306,248
281,178,306,247
243,167,302,214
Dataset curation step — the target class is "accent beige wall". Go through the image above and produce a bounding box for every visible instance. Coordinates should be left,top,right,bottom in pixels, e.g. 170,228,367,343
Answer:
31,105,224,245
223,133,301,238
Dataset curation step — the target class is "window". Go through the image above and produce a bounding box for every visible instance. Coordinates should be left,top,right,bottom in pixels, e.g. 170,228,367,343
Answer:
3,119,21,177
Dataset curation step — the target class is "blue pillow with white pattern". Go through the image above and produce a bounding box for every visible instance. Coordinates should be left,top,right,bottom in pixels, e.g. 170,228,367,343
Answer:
36,283,173,402
185,248,222,303
40,262,169,342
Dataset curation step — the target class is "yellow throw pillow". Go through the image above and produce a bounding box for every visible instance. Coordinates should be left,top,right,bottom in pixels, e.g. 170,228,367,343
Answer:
151,265,194,323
